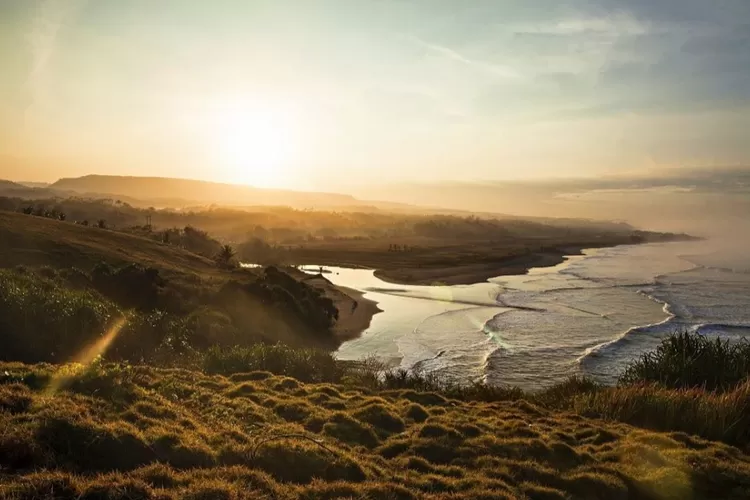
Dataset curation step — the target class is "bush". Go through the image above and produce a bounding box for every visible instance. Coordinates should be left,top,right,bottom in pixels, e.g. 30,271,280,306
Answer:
0,268,194,365
202,344,344,383
572,379,750,448
91,262,164,311
0,269,118,363
620,331,750,391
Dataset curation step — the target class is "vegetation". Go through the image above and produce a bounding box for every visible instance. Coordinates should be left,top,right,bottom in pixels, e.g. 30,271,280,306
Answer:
0,264,345,366
0,202,743,498
216,244,237,268
2,355,750,499
620,330,750,391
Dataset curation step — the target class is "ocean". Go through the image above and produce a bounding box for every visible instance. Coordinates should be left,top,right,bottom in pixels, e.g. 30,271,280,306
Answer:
302,238,750,391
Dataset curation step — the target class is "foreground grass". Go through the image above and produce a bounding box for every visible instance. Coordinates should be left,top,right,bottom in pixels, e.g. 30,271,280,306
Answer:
2,362,750,499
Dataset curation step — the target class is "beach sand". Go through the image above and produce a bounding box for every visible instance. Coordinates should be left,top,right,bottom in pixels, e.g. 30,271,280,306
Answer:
372,249,584,286
287,270,382,342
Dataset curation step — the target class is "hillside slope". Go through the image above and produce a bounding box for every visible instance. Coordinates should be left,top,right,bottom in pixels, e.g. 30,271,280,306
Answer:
1,361,748,499
0,211,374,350
0,211,223,280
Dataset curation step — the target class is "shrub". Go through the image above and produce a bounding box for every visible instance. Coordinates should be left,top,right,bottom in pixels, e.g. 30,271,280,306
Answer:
92,262,164,311
202,344,344,383
0,269,118,363
572,379,750,448
323,413,380,448
620,331,750,391
353,404,405,434
404,404,430,423
252,441,366,484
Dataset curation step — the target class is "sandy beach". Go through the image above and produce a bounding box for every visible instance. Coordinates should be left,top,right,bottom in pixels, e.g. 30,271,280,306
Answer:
372,248,584,286
286,269,383,342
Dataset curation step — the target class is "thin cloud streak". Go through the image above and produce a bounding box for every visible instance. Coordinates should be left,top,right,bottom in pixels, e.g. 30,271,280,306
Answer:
407,35,522,80
24,0,86,119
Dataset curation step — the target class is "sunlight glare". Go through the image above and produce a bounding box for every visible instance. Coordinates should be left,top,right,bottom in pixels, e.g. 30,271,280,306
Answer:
212,99,297,188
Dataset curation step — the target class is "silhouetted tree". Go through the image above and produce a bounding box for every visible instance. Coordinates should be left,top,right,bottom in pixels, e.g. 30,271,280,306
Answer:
216,244,236,267
97,219,107,229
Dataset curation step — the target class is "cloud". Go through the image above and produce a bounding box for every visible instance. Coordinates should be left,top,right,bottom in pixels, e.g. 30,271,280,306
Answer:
407,35,521,80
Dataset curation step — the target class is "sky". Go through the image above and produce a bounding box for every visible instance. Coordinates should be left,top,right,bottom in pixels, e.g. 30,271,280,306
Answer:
1,0,749,190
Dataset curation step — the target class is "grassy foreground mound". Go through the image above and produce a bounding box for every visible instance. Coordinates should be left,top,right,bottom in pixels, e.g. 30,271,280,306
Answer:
2,362,750,499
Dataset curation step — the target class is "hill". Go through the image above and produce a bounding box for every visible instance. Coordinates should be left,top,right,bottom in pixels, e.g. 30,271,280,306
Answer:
0,211,375,354
50,175,363,209
1,359,748,499
0,210,222,280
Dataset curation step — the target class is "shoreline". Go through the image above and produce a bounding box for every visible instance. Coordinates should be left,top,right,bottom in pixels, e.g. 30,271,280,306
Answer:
372,247,587,286
283,240,680,344
285,268,382,343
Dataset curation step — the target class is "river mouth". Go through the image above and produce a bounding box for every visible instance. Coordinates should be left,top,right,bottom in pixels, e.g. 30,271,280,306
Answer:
295,239,744,390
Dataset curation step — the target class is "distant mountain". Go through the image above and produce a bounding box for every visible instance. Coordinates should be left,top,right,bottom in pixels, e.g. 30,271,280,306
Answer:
0,180,23,189
50,175,362,209
0,180,49,198
16,181,50,188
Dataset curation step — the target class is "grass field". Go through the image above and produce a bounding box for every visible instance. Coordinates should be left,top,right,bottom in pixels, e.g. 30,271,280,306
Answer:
0,211,231,283
2,360,750,500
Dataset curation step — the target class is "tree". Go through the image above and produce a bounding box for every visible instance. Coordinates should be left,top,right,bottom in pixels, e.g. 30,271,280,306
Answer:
97,219,106,229
216,244,236,268
21,206,33,215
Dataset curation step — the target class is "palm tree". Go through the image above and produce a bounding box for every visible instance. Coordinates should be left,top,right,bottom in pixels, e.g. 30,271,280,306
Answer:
216,244,236,267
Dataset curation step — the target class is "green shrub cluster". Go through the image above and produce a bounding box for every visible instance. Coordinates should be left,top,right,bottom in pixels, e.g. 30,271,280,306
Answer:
620,330,750,391
0,269,192,364
0,264,345,366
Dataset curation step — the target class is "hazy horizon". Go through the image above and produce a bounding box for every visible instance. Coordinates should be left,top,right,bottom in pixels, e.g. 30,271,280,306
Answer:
2,1,749,191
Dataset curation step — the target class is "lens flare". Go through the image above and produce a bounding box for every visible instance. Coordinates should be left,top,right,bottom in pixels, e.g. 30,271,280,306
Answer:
43,316,127,397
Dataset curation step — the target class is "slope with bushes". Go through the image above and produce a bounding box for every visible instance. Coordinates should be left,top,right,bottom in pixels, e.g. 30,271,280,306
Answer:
0,210,348,359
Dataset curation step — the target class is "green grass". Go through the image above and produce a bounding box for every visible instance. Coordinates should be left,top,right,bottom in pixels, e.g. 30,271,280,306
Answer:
620,330,750,391
2,360,750,499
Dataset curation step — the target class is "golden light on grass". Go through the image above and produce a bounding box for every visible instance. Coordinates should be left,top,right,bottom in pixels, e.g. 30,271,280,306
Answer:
43,316,128,397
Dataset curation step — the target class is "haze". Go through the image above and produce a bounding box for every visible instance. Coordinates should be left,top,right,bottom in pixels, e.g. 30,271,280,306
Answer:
1,0,749,192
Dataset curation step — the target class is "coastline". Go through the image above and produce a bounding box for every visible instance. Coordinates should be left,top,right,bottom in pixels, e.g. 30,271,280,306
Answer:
286,268,382,342
372,248,586,286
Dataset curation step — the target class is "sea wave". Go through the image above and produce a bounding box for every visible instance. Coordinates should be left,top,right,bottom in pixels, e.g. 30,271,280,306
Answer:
577,319,677,366
577,290,678,366
694,323,750,336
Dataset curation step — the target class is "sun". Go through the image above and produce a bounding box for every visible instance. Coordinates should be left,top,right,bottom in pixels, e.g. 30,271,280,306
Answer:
212,101,296,188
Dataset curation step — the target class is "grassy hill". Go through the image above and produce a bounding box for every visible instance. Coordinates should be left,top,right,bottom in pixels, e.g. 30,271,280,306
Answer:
0,211,351,359
1,360,749,499
0,210,225,282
